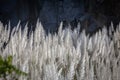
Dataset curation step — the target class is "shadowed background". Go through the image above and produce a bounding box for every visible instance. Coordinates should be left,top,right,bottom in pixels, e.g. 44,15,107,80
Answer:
0,0,120,34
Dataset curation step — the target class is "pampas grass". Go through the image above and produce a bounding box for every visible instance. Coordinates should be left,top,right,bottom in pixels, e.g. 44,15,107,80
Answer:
0,22,120,80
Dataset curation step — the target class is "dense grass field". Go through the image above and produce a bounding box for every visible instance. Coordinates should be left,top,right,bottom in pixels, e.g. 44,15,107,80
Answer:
0,22,120,80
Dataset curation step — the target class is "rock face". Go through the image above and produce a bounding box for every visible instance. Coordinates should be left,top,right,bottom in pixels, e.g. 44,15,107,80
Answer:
39,0,85,33
0,0,120,33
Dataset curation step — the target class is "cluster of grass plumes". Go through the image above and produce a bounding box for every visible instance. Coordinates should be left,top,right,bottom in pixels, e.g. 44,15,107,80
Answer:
0,22,120,80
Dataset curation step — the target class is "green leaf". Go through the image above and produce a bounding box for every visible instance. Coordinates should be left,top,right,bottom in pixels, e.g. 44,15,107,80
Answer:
0,55,27,79
0,55,4,65
6,55,13,65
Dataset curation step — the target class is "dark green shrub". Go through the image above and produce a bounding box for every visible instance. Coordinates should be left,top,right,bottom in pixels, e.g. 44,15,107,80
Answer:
0,55,27,80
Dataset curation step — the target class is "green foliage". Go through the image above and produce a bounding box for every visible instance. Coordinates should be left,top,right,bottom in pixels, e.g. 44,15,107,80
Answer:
0,55,27,80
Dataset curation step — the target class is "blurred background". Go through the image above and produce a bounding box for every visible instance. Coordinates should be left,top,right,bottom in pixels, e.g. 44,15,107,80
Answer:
0,0,120,34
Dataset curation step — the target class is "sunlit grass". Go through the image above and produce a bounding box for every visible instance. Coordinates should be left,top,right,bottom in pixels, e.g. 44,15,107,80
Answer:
0,22,120,80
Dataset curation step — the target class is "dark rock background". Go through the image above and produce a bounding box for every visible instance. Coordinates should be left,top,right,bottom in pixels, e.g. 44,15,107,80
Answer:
0,0,120,34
